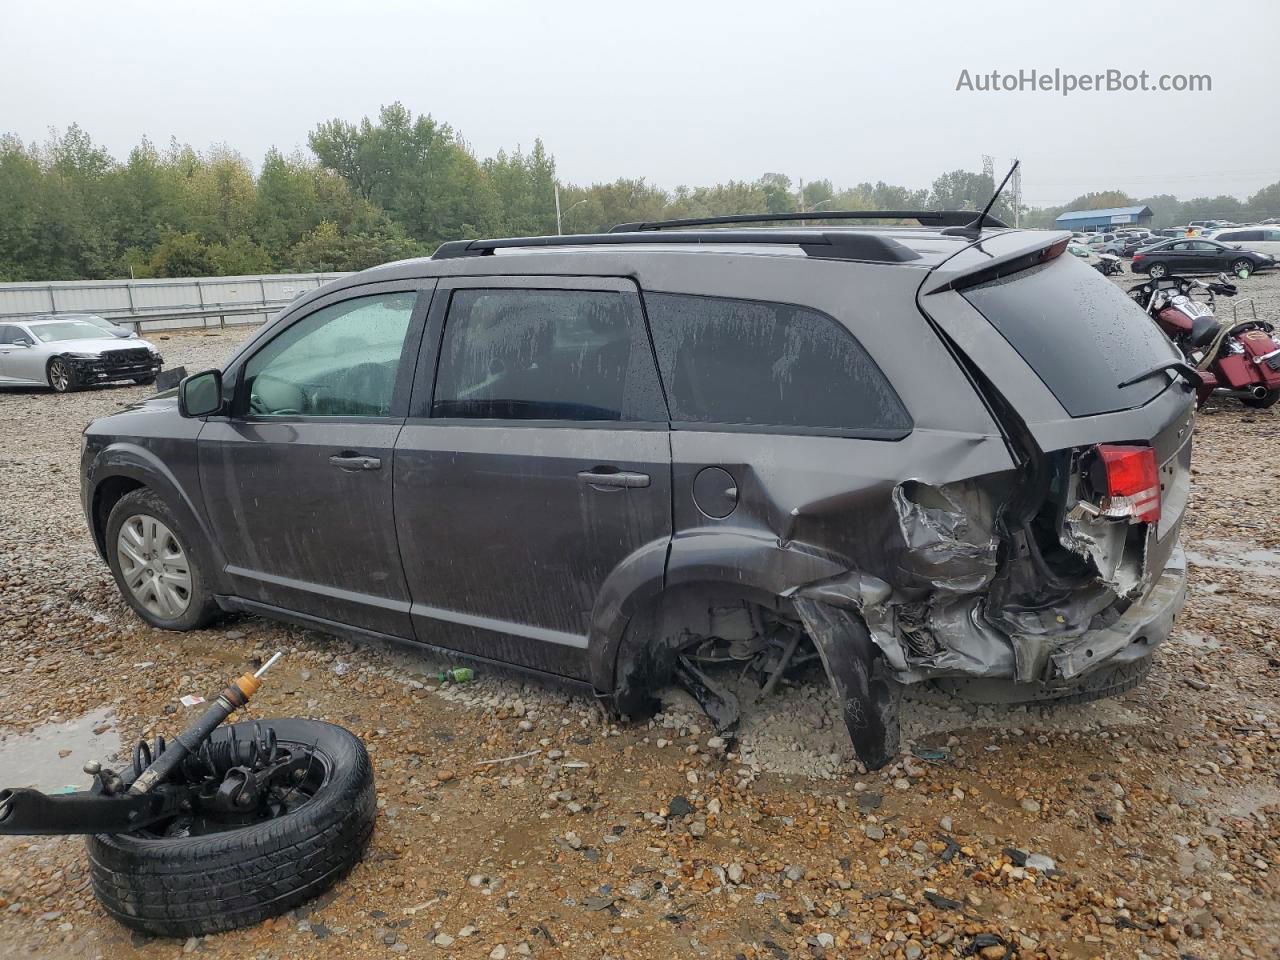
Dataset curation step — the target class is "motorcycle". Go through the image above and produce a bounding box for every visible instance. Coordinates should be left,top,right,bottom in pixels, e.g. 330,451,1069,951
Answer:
1093,253,1125,276
1128,273,1280,409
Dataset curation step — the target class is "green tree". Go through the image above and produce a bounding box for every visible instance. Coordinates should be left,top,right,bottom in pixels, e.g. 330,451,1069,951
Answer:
1246,181,1280,220
143,232,218,277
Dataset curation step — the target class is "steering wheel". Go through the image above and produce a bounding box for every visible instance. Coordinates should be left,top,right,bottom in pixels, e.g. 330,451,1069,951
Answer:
247,373,307,416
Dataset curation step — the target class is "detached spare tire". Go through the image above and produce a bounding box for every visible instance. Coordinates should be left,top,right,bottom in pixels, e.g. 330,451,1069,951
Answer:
87,718,375,937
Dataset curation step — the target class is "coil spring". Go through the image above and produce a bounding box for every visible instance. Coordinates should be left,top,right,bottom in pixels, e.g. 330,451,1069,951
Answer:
131,723,279,782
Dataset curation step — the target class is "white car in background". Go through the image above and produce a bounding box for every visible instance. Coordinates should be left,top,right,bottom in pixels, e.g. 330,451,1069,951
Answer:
28,311,138,339
1205,226,1280,257
0,317,162,393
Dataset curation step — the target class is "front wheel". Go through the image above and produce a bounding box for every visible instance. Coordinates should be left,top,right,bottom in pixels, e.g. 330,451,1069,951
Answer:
105,487,219,630
1147,262,1167,279
1242,390,1279,409
133,375,157,386
47,357,78,393
1232,258,1253,279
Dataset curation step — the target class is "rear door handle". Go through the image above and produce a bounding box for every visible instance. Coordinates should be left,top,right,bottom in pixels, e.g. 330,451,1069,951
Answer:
329,454,382,471
577,469,650,489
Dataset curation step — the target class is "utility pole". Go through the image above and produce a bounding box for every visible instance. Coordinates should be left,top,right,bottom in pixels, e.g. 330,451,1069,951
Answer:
554,183,563,236
1010,160,1022,227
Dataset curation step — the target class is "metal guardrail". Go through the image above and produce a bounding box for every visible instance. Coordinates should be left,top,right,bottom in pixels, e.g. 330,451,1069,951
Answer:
87,302,296,335
0,273,348,335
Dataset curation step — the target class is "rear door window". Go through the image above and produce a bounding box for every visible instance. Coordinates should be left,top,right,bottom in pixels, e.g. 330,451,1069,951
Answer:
642,292,911,436
431,289,666,422
961,254,1181,417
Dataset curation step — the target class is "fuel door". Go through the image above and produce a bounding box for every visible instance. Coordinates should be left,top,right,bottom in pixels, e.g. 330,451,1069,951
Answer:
692,465,739,519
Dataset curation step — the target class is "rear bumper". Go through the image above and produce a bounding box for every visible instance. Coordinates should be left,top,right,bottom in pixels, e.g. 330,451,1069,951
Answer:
1045,546,1187,682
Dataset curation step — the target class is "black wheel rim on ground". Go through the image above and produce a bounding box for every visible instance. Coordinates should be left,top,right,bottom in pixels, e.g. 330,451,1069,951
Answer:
86,717,376,938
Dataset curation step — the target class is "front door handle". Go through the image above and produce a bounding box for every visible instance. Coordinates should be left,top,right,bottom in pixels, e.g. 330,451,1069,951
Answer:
329,454,382,471
577,469,650,489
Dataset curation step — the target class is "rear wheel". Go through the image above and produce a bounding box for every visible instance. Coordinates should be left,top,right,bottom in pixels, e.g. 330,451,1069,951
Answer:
1242,390,1279,409
105,488,219,630
1232,258,1253,279
47,357,78,393
1147,262,1167,279
133,375,156,386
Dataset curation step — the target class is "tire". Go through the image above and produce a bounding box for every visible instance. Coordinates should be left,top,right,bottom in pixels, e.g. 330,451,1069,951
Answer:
47,356,78,393
133,375,157,386
1232,258,1253,279
1147,262,1167,279
105,487,219,630
1242,390,1280,409
87,718,376,937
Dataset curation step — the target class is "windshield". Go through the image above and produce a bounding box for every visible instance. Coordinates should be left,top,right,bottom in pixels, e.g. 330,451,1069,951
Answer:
29,321,106,342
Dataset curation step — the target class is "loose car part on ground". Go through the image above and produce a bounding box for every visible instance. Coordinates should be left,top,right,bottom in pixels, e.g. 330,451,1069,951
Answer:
0,656,375,938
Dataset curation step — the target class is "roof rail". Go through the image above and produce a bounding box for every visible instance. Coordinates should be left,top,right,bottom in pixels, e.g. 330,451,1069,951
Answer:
609,210,1007,232
431,230,924,263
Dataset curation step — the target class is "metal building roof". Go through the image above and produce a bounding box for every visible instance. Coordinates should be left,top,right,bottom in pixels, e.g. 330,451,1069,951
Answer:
1054,205,1153,223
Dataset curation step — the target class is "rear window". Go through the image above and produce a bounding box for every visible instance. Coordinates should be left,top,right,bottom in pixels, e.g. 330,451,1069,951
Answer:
962,254,1181,417
643,292,911,436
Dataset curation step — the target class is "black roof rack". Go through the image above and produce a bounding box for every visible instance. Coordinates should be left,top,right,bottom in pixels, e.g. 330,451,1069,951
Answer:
609,210,1007,232
431,229,924,263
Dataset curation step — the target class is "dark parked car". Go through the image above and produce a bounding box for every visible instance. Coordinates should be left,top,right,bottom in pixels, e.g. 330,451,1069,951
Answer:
1099,235,1152,258
1131,238,1277,278
81,214,1194,769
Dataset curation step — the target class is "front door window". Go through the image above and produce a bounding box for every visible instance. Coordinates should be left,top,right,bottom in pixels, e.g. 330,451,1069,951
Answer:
240,292,418,418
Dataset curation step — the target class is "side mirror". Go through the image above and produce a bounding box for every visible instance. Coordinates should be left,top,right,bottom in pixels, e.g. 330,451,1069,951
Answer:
178,369,224,418
12,338,32,347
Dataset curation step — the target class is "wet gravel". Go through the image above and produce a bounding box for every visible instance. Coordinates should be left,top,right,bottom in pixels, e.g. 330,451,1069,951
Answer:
1,282,1278,960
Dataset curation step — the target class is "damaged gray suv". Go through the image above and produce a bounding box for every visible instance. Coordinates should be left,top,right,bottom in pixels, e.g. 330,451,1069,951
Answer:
81,211,1193,769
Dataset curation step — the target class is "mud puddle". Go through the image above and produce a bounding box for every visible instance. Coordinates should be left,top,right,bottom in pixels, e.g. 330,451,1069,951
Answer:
1185,538,1280,578
0,706,120,792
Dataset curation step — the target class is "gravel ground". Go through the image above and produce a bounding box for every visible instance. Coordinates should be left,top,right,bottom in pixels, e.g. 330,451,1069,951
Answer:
1,271,1278,960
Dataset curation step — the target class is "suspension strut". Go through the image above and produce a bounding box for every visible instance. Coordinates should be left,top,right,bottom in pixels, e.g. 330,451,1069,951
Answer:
130,652,282,795
0,652,284,836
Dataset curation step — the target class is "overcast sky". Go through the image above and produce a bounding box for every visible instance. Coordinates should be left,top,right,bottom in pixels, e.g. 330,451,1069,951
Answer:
5,0,1277,207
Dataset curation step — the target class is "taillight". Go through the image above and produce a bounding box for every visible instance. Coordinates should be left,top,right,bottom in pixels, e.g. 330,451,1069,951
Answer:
1095,444,1160,524
1132,253,1144,261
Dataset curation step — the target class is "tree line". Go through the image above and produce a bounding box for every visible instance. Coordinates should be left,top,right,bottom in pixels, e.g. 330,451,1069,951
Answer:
2,102,1278,282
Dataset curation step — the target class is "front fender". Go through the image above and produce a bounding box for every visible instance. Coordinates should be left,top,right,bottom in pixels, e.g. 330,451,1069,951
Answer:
84,441,227,590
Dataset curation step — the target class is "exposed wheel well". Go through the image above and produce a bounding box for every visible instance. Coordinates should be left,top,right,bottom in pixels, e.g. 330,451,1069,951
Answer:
92,476,146,556
610,582,800,719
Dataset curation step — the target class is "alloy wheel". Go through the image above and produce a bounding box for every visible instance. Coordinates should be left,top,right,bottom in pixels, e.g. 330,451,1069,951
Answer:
48,359,70,392
1148,263,1166,279
116,514,193,619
